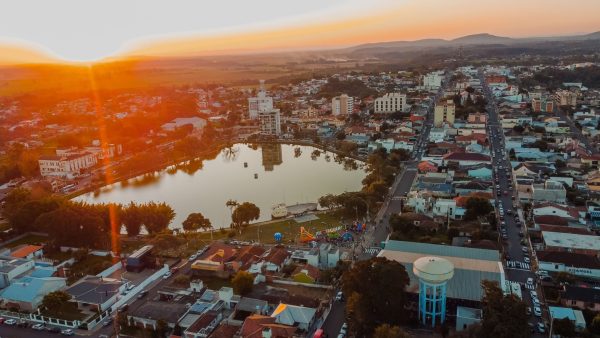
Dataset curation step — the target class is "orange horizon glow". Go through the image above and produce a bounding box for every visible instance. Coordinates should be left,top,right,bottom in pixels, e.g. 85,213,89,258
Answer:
0,0,599,64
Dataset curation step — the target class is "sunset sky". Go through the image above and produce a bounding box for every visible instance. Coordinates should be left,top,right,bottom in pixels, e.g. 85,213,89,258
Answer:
0,0,599,63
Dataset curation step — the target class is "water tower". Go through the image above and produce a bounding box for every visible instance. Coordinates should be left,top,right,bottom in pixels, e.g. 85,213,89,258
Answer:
413,256,455,327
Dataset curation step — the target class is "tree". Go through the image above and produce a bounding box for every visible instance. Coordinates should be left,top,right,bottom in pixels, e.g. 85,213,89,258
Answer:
342,257,410,336
141,202,176,234
389,214,413,234
173,274,191,287
480,280,530,338
336,130,346,140
231,271,254,295
373,324,409,338
41,291,72,315
318,194,338,210
464,197,493,221
182,212,212,232
590,313,600,334
553,318,575,337
512,125,525,133
122,202,143,237
231,202,260,232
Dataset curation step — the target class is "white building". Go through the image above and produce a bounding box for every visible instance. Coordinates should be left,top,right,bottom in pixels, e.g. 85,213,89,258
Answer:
332,94,354,116
374,93,408,113
423,72,443,90
38,152,97,178
258,110,281,136
248,80,274,120
161,117,207,133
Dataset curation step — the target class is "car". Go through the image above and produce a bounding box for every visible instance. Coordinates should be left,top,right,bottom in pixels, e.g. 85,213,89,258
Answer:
4,319,16,325
526,307,532,315
138,290,149,299
528,322,535,333
32,323,45,330
189,254,198,260
537,322,546,333
335,291,344,301
337,334,345,338
522,246,528,253
524,257,530,263
163,271,172,279
527,277,534,285
47,326,61,333
61,329,74,336
127,284,136,291
342,323,348,331
532,297,541,307
99,335,109,338
519,231,524,237
530,291,538,299
103,318,113,327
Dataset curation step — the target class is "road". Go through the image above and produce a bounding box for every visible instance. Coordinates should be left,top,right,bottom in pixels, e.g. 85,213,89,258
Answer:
479,70,546,335
0,326,65,338
321,300,346,337
555,108,598,154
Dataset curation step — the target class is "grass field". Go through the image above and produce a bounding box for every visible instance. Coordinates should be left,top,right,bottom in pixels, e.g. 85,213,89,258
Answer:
187,211,344,250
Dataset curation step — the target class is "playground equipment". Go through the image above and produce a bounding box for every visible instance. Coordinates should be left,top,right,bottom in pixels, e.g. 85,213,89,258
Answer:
299,227,315,243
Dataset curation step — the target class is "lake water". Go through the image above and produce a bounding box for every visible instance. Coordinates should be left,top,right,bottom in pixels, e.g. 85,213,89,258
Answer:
75,143,366,230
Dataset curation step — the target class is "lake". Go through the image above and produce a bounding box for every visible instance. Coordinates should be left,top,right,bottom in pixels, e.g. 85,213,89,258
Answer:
75,143,367,230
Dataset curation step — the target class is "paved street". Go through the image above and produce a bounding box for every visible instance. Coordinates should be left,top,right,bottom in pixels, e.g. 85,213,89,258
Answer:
479,70,546,334
321,300,346,337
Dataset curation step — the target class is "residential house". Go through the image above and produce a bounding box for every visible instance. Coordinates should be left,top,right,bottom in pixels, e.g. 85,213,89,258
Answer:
560,286,600,311
292,264,320,284
548,307,586,332
531,180,567,204
183,310,223,338
0,256,35,288
442,152,491,167
65,275,125,312
270,303,317,331
239,314,296,338
0,276,66,311
10,245,44,260
541,231,600,256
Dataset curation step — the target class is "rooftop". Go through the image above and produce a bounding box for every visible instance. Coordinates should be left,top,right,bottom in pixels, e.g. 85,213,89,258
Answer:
542,231,600,251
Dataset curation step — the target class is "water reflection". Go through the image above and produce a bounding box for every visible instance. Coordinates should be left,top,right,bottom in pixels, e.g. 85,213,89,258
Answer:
76,143,366,229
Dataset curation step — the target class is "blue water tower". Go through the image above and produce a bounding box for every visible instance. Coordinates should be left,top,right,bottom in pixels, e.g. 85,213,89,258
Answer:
413,256,455,327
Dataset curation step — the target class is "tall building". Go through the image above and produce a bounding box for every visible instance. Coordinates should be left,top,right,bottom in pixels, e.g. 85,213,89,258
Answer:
554,90,577,108
434,100,456,127
374,93,408,113
258,109,281,136
332,94,354,116
248,80,274,120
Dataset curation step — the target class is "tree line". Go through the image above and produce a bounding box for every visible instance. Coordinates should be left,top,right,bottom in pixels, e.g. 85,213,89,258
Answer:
3,187,175,249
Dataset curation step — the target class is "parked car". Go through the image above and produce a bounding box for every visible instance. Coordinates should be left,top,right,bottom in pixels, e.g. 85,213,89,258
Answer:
526,307,532,315
335,291,344,301
4,319,16,326
530,291,538,299
527,278,534,285
524,257,530,264
137,290,149,299
537,322,546,333
32,323,45,330
163,271,172,279
533,307,542,317
61,329,75,336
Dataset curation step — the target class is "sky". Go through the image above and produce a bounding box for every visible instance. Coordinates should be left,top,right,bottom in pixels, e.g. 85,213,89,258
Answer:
0,0,599,63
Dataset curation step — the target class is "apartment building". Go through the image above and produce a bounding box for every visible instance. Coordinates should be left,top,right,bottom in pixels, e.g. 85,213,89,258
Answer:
38,152,97,178
248,80,274,120
374,93,408,113
258,109,281,136
434,100,456,127
555,90,577,108
332,94,354,116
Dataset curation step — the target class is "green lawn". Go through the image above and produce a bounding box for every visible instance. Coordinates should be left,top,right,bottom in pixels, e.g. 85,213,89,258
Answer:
2,234,49,249
67,255,114,284
189,211,344,247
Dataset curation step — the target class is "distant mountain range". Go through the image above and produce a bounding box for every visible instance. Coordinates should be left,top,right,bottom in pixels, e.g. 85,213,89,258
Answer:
343,31,600,53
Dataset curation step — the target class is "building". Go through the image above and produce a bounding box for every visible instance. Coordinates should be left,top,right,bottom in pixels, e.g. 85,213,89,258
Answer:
248,80,274,120
423,72,443,90
560,286,600,311
38,152,98,178
65,275,125,312
455,306,482,332
555,90,577,108
270,303,316,331
332,94,353,116
541,231,600,256
537,251,600,279
0,276,66,311
0,256,35,288
126,245,155,272
374,93,408,113
377,240,505,311
10,245,43,260
531,180,567,204
161,117,207,133
240,314,296,338
258,109,281,136
434,100,456,127
549,306,587,331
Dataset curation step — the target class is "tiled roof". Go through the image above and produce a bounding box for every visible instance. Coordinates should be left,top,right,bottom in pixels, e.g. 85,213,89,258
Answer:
443,152,491,162
537,251,600,269
11,245,43,259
